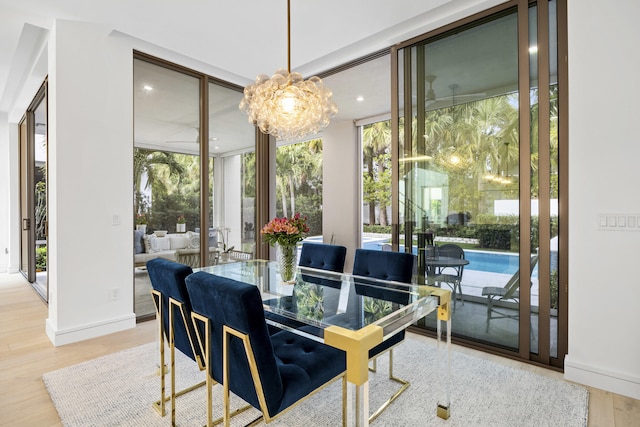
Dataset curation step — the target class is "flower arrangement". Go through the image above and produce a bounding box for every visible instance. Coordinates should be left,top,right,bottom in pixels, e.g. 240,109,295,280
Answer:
177,215,186,224
261,213,309,247
136,213,147,225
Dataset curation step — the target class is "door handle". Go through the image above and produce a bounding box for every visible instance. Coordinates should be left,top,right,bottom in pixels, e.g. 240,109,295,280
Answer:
22,218,30,230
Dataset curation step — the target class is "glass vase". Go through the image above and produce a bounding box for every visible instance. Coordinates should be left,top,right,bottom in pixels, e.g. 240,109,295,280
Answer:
276,243,297,283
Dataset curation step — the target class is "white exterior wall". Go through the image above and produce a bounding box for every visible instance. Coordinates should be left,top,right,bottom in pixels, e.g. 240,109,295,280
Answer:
322,120,359,272
223,155,242,250
565,0,640,399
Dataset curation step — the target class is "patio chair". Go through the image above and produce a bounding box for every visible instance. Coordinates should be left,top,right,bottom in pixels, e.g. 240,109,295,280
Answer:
146,258,205,423
482,254,539,332
432,243,465,311
352,248,415,422
227,249,252,261
175,247,220,268
186,272,347,426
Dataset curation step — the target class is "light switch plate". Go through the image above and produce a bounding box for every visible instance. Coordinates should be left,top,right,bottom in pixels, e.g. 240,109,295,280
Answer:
599,213,640,231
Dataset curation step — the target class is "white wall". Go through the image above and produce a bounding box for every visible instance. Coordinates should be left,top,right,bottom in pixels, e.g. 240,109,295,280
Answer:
0,113,9,271
45,20,136,344
322,120,360,272
565,0,640,399
223,155,242,250
0,115,20,274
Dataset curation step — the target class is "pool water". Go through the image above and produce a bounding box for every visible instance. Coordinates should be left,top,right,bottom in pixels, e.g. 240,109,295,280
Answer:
463,251,519,275
305,236,527,276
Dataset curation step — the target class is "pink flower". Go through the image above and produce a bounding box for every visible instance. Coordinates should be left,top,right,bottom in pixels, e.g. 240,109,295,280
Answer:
260,214,309,246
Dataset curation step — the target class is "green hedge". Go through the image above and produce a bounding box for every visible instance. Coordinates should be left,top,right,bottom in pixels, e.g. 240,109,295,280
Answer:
363,214,558,253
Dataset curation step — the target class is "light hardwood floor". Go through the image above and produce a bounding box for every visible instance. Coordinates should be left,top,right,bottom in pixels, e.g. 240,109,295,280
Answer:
1,273,638,426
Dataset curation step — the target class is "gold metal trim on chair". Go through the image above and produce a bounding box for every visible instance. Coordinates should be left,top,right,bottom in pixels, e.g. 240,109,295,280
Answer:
151,290,167,417
191,313,254,427
222,324,347,427
151,290,206,425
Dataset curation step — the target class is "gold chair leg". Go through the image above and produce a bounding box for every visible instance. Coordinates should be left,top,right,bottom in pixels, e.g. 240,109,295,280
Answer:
151,290,167,417
369,348,411,423
368,356,378,373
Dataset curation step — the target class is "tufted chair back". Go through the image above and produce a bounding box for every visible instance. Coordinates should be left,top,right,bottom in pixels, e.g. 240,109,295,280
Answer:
352,248,414,282
352,249,415,360
298,242,347,272
147,258,201,362
186,272,281,414
186,271,346,421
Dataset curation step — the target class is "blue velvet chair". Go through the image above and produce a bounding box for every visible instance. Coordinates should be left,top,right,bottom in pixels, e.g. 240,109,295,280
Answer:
298,242,347,272
265,242,347,330
299,242,347,289
146,258,205,422
352,248,415,422
186,271,347,426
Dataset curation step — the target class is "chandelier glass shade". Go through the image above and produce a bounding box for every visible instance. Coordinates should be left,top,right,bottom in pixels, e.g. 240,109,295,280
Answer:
239,1,337,141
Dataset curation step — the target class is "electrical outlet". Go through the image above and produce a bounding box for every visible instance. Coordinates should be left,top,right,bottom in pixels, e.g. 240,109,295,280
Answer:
110,287,120,301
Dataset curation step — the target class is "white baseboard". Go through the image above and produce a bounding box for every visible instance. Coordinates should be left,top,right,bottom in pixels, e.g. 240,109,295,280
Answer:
565,355,640,400
46,313,137,347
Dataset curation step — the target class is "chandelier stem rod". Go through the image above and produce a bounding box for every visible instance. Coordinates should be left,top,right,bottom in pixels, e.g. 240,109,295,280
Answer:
287,0,291,73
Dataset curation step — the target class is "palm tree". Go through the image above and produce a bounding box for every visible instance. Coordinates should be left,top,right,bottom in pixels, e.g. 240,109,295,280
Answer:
275,140,322,218
133,148,185,217
362,121,392,226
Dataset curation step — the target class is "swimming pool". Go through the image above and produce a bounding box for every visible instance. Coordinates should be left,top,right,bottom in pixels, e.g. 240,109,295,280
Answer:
463,250,519,274
303,236,526,276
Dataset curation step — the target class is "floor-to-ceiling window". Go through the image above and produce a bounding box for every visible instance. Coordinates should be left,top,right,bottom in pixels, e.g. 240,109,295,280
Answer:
208,80,257,256
392,0,565,367
133,54,255,319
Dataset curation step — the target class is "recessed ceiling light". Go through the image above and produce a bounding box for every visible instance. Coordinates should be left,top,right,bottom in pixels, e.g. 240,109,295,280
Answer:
529,45,538,54
356,96,364,102
214,146,220,150
143,84,153,91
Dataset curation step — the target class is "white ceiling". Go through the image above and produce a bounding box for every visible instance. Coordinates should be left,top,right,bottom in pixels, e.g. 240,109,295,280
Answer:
0,0,518,153
0,0,506,112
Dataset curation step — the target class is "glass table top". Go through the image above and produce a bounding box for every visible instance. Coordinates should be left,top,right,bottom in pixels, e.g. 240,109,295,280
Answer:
197,260,440,341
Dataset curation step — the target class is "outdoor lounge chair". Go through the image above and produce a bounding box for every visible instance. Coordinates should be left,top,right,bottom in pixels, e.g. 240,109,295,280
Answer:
482,254,539,332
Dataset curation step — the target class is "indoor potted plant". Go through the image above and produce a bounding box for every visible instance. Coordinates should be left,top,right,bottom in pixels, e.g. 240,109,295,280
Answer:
176,214,186,233
135,213,147,232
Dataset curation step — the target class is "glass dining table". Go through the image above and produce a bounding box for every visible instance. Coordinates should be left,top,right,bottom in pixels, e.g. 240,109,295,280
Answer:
197,260,452,426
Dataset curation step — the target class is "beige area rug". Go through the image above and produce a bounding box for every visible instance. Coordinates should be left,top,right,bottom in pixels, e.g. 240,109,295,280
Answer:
43,337,588,426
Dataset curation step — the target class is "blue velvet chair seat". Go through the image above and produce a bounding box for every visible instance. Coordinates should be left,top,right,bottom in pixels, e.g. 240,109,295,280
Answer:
269,330,346,413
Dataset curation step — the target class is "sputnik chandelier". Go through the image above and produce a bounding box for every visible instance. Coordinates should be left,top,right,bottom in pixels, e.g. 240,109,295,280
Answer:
239,0,338,141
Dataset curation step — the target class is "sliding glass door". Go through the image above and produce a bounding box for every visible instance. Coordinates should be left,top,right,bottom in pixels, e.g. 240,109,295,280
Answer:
19,82,48,300
392,0,565,366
